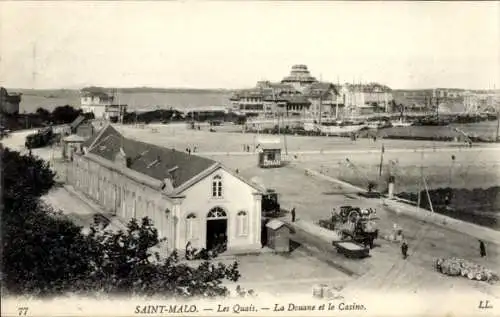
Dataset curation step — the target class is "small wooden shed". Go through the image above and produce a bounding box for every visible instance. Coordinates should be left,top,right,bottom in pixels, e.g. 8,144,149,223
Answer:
62,134,85,161
265,219,290,252
257,137,282,168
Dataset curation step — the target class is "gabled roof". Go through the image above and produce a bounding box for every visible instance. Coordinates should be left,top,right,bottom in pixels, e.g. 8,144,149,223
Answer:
82,124,264,193
82,124,121,149
70,115,86,130
87,128,217,189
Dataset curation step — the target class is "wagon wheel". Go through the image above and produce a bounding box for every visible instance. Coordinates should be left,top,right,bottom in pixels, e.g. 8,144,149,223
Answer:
340,209,350,219
348,210,360,223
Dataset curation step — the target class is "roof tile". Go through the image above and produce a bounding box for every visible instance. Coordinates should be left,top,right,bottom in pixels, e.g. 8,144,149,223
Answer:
87,126,216,188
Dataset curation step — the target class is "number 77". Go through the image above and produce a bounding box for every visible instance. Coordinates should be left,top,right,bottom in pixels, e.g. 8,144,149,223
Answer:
18,307,28,316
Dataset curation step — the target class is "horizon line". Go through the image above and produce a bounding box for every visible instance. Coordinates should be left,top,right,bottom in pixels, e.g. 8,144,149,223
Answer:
4,85,499,92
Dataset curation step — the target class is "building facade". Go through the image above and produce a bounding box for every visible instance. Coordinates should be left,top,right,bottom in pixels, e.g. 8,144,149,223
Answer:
229,65,395,120
80,88,127,121
69,125,263,254
0,87,21,114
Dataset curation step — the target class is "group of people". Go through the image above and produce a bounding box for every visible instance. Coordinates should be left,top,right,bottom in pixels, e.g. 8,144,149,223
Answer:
211,233,228,253
185,146,198,155
184,236,228,261
242,144,251,152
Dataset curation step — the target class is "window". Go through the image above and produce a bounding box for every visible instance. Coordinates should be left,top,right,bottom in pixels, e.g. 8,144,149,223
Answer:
212,175,223,198
186,213,198,240
237,211,249,236
207,207,227,219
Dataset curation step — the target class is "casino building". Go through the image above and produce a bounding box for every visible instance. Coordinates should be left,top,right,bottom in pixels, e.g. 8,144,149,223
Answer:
229,64,394,119
67,124,264,254
229,65,339,119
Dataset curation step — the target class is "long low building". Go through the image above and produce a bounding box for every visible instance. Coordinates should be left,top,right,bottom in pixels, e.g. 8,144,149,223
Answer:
67,124,264,254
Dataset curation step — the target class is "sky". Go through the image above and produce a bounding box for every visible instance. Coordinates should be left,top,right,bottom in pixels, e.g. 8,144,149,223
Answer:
0,1,499,90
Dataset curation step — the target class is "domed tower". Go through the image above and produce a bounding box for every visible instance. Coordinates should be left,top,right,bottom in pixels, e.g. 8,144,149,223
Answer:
281,65,318,92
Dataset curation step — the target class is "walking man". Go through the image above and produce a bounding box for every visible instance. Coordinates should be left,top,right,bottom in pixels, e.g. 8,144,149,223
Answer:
401,239,409,259
291,207,296,222
479,240,486,257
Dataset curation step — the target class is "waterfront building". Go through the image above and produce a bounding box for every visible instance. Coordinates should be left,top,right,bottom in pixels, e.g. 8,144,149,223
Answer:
230,65,334,119
80,88,127,121
69,124,264,254
0,87,21,114
304,82,339,118
229,65,396,120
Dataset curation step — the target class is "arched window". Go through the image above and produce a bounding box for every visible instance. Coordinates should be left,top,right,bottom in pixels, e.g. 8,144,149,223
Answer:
207,207,227,219
186,213,198,240
237,211,249,236
212,175,223,198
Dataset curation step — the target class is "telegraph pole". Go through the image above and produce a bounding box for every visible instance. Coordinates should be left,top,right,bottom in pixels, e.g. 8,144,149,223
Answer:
496,108,499,142
335,77,340,120
435,95,440,120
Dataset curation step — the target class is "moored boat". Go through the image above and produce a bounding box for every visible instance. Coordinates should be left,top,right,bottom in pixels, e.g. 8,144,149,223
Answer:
391,118,414,127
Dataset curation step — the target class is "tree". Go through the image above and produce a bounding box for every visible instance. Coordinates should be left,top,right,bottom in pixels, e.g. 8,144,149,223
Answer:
50,105,82,124
35,107,51,123
1,145,241,298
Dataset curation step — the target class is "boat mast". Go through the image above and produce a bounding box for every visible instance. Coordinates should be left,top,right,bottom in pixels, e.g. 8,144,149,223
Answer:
496,107,500,142
318,76,323,125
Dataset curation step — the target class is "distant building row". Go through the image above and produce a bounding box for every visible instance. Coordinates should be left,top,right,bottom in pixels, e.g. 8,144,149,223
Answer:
394,88,500,113
229,65,394,119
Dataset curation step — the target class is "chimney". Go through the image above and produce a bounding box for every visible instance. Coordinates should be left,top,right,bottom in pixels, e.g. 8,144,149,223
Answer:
115,146,130,167
162,175,174,193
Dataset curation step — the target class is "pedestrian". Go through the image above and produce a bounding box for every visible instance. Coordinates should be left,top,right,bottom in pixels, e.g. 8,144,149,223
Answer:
193,146,197,153
291,207,296,222
401,239,409,259
185,241,193,260
479,240,486,257
331,208,336,223
444,194,450,207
